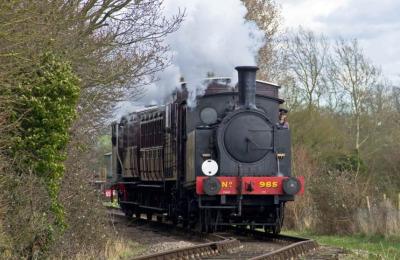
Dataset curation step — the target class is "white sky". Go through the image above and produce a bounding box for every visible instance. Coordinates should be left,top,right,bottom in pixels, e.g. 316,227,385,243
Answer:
280,0,400,82
115,0,400,116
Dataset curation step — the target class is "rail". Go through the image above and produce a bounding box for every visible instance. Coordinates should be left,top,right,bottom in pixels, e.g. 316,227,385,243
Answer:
107,207,319,259
134,237,240,260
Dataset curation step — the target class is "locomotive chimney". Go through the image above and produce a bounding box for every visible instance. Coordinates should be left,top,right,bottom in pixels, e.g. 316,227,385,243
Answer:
235,66,258,109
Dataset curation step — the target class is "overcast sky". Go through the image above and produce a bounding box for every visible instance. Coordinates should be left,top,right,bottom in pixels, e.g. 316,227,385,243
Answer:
280,0,400,82
115,0,400,116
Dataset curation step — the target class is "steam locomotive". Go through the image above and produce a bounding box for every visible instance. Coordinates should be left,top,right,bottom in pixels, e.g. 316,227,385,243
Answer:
110,66,303,233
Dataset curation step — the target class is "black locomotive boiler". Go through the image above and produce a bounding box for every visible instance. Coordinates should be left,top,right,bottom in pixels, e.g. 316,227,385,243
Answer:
110,66,304,233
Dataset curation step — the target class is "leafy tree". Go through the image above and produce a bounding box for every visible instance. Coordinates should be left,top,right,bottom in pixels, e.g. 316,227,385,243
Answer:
0,0,184,130
0,1,183,257
8,53,80,257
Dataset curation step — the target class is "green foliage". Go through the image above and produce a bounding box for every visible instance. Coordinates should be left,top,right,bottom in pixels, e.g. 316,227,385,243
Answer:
9,52,80,249
326,151,366,172
290,108,347,155
98,134,111,149
289,108,366,173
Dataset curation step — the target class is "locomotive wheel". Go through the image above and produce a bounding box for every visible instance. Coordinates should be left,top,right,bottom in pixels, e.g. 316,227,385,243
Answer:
171,216,178,226
199,209,214,233
182,218,188,228
190,220,197,229
124,209,133,219
264,204,284,234
182,215,197,229
134,210,141,219
200,210,207,233
183,197,199,230
125,209,133,219
272,204,284,234
264,224,280,234
272,223,281,235
235,225,246,235
182,208,189,228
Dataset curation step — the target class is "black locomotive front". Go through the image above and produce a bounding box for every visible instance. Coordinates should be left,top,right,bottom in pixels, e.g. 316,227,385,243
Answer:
110,65,303,233
190,66,303,232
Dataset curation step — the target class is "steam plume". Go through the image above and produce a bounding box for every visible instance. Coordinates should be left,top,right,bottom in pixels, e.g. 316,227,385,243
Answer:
116,0,265,114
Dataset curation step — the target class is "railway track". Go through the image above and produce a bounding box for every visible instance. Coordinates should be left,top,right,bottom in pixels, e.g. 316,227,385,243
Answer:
107,207,319,259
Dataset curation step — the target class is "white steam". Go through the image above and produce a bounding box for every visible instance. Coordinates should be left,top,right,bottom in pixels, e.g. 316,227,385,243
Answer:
116,0,265,114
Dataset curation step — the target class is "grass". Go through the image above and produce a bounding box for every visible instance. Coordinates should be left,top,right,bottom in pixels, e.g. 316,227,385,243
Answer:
105,240,146,260
283,230,400,259
74,239,145,260
102,200,120,208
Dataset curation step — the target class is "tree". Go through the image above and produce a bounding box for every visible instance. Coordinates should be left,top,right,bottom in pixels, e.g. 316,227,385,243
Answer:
330,39,380,175
5,53,80,258
393,86,400,113
0,0,184,130
282,27,329,108
0,0,184,257
241,0,281,81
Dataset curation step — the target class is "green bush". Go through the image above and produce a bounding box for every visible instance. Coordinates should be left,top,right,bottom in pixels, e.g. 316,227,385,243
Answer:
8,52,80,256
325,151,366,173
